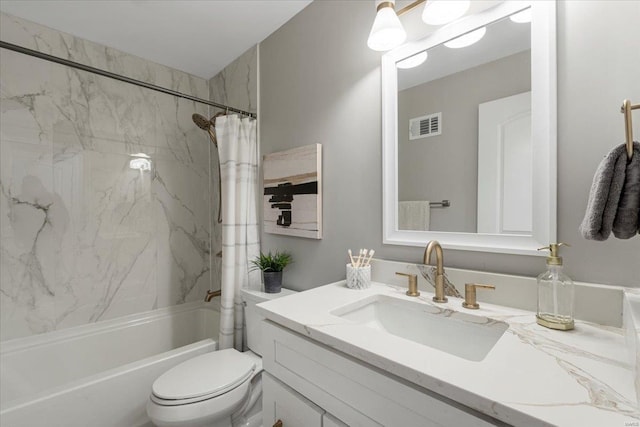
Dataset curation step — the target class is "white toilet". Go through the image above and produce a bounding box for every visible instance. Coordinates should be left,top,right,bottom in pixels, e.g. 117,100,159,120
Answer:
147,288,296,427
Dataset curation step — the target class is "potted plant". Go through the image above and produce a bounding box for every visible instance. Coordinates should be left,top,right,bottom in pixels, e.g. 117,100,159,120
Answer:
250,251,292,293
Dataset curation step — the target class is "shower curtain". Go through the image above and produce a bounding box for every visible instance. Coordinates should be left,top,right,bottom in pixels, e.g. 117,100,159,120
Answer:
216,115,260,350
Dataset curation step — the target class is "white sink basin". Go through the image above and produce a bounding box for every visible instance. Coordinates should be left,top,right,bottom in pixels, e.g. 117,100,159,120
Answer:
331,295,508,362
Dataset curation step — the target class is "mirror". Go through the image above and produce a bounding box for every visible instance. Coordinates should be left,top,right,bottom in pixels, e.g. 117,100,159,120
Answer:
382,1,556,255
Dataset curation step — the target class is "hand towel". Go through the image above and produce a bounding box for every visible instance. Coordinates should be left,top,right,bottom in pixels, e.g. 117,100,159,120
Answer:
580,142,640,240
399,201,430,231
613,142,640,238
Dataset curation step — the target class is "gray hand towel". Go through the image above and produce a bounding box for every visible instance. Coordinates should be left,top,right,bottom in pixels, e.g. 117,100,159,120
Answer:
580,141,640,241
613,142,640,238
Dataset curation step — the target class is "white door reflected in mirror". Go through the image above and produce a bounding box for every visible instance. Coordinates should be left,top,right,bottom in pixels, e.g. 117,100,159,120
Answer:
477,91,532,235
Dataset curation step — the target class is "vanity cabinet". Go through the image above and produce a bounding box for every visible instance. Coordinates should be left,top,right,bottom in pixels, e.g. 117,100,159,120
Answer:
261,321,506,427
263,373,324,427
263,373,350,427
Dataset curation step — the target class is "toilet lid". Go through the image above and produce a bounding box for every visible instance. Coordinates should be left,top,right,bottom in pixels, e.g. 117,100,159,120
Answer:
152,349,256,401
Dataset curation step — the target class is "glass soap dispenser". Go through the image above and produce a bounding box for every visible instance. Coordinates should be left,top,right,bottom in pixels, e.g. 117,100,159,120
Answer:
536,243,574,330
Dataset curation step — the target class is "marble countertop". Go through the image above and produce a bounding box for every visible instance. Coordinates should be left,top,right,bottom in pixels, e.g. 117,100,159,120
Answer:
257,281,640,427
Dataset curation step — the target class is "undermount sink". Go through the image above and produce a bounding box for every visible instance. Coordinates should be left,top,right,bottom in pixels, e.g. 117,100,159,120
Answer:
331,295,508,362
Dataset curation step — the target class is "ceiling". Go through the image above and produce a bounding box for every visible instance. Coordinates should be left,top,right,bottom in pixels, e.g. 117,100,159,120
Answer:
0,0,313,79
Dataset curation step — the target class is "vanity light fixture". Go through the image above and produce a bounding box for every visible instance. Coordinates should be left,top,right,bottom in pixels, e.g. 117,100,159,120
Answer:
368,0,471,52
443,26,486,48
509,8,532,23
396,50,428,69
367,1,407,51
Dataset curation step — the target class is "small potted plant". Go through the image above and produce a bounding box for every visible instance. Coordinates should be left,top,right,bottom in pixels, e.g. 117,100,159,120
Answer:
250,251,292,293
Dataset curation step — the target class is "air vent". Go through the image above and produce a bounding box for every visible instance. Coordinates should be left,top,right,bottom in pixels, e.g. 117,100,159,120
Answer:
409,112,441,140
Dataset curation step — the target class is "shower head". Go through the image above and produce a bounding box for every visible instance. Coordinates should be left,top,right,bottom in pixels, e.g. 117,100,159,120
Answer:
192,113,211,130
192,111,224,224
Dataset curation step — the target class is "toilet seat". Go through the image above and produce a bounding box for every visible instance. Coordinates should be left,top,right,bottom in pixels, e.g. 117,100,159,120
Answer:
151,349,256,406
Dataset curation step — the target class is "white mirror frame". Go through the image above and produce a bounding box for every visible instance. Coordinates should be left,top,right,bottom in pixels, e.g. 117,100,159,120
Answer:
382,0,556,256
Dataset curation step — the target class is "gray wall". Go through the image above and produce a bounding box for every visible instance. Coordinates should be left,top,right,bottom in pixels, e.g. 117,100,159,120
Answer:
259,0,640,291
398,51,531,232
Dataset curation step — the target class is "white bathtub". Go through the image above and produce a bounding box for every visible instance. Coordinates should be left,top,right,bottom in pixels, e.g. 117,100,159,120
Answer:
0,301,219,427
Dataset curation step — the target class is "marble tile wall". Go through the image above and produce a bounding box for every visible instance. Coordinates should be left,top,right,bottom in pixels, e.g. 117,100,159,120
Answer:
0,13,214,341
208,45,258,293
209,45,258,116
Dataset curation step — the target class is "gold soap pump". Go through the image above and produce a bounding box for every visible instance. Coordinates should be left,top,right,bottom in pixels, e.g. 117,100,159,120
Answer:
536,243,574,330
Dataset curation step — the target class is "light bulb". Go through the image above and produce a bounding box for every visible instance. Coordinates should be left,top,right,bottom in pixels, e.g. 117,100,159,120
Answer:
422,0,470,26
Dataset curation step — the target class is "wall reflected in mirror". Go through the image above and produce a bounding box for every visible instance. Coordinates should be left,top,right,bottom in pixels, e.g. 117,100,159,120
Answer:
396,11,531,235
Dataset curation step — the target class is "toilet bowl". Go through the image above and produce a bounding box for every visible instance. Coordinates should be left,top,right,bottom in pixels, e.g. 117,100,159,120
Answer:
147,349,262,427
146,288,296,427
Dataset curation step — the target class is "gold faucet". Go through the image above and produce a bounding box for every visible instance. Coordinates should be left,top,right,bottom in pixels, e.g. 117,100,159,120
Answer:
423,240,447,303
205,290,221,302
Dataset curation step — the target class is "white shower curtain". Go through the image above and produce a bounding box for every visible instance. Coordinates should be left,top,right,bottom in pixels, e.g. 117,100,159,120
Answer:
216,115,260,351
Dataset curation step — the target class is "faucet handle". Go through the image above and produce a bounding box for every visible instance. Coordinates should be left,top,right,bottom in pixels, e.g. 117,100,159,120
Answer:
462,283,495,309
396,272,420,297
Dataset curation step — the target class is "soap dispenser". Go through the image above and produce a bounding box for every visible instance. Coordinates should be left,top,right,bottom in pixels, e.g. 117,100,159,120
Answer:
536,243,574,330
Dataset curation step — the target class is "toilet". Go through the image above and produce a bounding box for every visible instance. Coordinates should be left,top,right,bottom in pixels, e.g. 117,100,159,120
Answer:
147,288,296,427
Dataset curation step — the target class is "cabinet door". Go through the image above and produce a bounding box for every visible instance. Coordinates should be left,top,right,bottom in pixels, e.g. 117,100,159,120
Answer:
263,372,324,427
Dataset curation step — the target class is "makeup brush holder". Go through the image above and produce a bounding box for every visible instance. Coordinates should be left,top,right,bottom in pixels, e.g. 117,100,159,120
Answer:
346,264,371,290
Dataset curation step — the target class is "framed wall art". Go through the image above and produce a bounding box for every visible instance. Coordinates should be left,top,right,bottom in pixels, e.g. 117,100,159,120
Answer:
263,144,322,239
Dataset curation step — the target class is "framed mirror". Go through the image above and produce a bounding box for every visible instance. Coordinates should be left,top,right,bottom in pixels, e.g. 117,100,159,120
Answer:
382,1,556,255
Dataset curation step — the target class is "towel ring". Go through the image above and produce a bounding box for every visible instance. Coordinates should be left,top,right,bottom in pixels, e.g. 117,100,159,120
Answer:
621,99,640,159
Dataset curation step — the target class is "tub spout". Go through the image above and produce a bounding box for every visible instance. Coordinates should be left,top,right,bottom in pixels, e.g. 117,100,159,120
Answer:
205,290,221,302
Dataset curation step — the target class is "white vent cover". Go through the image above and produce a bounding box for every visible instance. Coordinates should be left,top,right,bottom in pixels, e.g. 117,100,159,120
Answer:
409,112,442,140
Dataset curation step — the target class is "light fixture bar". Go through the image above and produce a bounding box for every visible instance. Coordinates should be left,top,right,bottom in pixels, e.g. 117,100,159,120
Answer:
397,0,426,17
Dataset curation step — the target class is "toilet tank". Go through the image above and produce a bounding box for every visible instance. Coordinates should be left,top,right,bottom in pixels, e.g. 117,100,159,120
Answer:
241,288,297,356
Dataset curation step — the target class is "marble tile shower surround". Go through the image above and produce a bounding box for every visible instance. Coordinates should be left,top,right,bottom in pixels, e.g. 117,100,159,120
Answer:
0,13,208,99
209,46,257,116
0,13,218,341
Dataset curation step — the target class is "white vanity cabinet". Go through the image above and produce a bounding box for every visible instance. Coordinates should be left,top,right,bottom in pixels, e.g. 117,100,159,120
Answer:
263,373,351,427
261,321,506,427
263,373,324,427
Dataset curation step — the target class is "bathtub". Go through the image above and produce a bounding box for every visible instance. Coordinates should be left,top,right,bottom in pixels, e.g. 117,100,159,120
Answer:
0,301,219,427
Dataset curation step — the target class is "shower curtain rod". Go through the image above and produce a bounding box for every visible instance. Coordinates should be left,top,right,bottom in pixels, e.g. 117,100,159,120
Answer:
0,40,256,119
